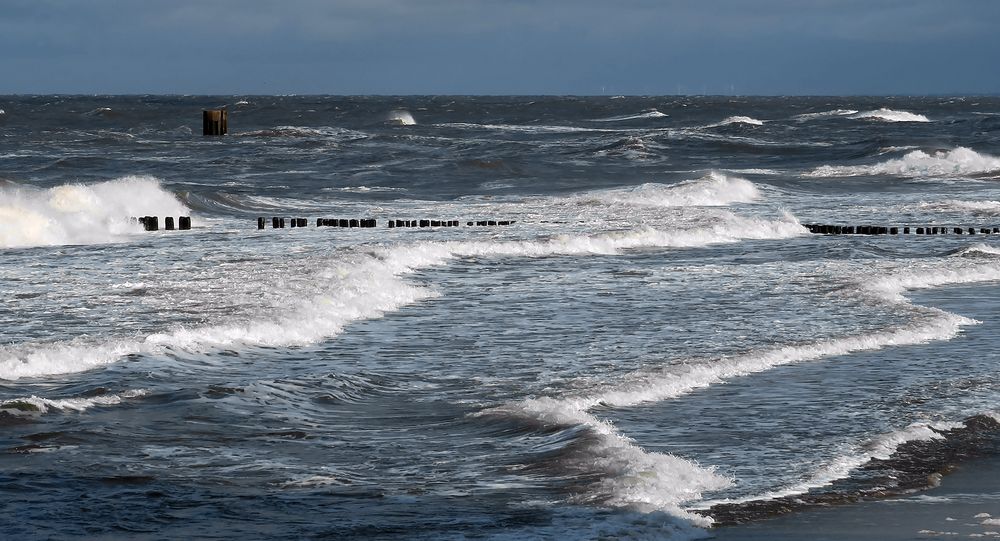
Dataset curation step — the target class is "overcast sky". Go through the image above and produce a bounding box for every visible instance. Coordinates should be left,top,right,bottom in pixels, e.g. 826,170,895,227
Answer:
2,0,998,95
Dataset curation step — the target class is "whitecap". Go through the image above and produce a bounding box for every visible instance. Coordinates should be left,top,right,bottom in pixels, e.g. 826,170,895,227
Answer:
583,172,761,208
386,110,416,125
791,109,859,121
849,108,930,122
590,110,668,122
807,147,1000,178
704,116,765,128
0,176,189,249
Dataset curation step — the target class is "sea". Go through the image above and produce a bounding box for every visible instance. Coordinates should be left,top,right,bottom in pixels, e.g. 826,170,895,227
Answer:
1,95,999,540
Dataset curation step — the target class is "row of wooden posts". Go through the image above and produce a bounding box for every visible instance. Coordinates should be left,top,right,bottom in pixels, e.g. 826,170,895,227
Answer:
806,224,1000,235
258,218,516,229
133,216,191,231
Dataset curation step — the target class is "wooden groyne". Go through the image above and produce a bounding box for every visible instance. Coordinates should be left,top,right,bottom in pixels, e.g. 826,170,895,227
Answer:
255,217,517,229
132,216,192,231
805,224,1000,235
203,109,228,136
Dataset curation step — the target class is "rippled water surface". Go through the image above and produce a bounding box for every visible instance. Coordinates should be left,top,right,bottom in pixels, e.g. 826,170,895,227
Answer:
2,96,1000,539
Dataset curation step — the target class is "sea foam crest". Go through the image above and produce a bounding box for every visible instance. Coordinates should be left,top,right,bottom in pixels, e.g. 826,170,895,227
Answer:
791,109,859,121
704,116,765,128
0,176,189,249
386,110,416,125
1,389,148,414
479,257,992,523
591,172,761,208
0,213,805,380
951,243,1000,258
590,110,668,122
696,419,965,509
849,108,930,122
916,199,1000,214
807,147,1000,178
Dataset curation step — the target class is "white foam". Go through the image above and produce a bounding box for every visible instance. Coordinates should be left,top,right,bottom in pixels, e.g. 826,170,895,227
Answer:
792,109,859,121
438,122,615,134
0,214,804,380
0,176,189,249
1,389,148,414
386,110,416,125
479,254,998,521
863,262,1000,303
697,420,964,509
916,199,1000,214
705,116,764,128
807,147,1000,178
586,172,761,208
951,243,1000,258
590,110,668,122
850,108,930,122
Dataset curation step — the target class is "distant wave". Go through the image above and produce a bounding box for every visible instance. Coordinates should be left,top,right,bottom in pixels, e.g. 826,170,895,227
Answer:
0,176,189,249
849,108,930,122
589,109,668,122
179,191,335,215
239,125,369,141
386,109,416,125
437,122,616,134
791,109,858,121
914,199,1000,215
704,116,765,128
807,147,1000,178
586,172,761,208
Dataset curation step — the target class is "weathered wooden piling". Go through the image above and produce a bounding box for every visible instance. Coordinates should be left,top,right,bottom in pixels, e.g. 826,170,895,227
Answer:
203,109,228,136
259,217,266,230
165,217,176,230
142,216,159,231
179,216,191,230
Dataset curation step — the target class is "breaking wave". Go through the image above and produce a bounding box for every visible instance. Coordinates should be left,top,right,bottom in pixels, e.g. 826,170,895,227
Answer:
386,110,416,126
849,108,930,122
704,116,764,128
791,109,859,121
590,110,668,122
0,176,189,249
584,172,761,208
807,147,1000,178
0,212,804,380
473,249,1000,528
1,389,148,414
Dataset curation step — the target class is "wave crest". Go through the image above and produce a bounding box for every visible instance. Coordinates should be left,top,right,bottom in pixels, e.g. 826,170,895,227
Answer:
590,172,761,208
0,176,189,249
705,116,764,128
849,108,930,122
590,110,668,122
807,147,1000,178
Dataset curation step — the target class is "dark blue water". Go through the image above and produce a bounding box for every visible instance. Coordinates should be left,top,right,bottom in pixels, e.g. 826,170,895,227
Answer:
1,96,999,539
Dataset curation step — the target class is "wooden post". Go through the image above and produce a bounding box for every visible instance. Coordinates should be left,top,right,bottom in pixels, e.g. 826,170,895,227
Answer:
165,217,176,230
203,109,228,136
178,216,191,230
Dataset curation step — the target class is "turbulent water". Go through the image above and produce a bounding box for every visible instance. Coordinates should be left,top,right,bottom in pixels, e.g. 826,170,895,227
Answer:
2,95,1000,539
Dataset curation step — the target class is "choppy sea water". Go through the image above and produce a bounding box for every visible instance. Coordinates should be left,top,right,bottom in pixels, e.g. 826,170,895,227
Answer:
1,96,999,539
